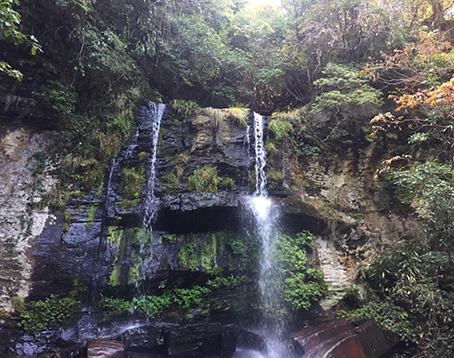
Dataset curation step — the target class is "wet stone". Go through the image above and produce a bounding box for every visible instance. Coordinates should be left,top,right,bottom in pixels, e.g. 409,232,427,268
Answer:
87,339,125,358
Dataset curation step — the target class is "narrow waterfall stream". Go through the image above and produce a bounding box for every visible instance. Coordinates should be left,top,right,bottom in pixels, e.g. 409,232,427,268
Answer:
241,113,290,358
142,102,166,232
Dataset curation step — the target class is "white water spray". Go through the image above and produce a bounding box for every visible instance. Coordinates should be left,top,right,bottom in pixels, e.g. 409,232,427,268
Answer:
142,102,166,232
246,112,288,358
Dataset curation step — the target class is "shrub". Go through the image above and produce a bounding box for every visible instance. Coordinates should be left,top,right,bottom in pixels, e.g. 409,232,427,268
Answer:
269,118,293,140
276,231,327,312
170,99,200,118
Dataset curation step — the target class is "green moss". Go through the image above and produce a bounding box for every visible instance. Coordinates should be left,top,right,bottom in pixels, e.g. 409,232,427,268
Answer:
124,227,151,248
160,172,179,193
161,153,190,193
220,177,235,190
120,167,145,208
200,235,217,270
128,266,141,285
187,165,235,193
178,234,198,270
62,223,70,233
138,151,147,161
187,165,219,193
107,226,123,248
11,296,25,313
163,234,177,243
110,266,121,287
268,169,284,189
85,204,98,229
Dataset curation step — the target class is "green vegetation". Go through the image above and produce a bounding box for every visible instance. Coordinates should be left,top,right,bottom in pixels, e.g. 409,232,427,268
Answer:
110,266,121,287
3,1,454,355
227,108,249,128
18,295,79,333
99,285,211,318
269,119,293,140
187,165,235,193
162,234,177,243
200,235,217,270
340,240,454,356
85,203,98,230
120,167,145,209
385,161,454,250
160,153,190,193
199,107,227,127
171,99,200,119
17,280,86,333
178,234,199,270
311,63,383,118
206,275,246,289
0,0,41,80
276,231,327,312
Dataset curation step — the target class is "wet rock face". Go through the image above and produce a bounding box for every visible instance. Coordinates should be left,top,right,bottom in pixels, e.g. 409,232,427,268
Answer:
164,323,236,358
105,107,253,227
293,319,397,358
87,339,125,358
0,126,61,311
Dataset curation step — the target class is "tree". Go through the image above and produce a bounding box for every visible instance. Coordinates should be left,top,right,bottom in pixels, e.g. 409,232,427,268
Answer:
0,0,40,80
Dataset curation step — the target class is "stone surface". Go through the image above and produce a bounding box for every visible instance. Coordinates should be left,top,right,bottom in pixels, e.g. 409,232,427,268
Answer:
293,319,397,358
87,339,125,358
0,127,60,311
164,322,236,358
0,104,424,355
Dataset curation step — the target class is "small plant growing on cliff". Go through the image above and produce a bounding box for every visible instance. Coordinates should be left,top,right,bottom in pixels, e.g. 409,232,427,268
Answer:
228,107,248,127
160,153,190,193
163,233,177,243
120,167,145,208
187,165,235,193
170,99,200,118
199,107,227,127
269,118,293,140
18,294,80,333
187,165,220,193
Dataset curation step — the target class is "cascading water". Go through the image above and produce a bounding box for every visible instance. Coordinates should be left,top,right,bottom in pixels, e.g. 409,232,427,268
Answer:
142,101,166,233
246,113,289,358
249,113,281,313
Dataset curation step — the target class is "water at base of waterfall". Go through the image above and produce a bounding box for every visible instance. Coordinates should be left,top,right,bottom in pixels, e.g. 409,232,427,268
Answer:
233,334,296,358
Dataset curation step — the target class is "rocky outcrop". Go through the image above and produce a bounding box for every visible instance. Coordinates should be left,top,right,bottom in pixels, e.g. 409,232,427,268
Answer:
87,340,125,358
293,319,397,358
0,102,422,357
0,126,61,311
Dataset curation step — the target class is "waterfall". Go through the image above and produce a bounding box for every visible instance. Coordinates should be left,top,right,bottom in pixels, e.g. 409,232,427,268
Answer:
248,112,281,312
253,113,268,196
247,113,288,357
142,101,166,232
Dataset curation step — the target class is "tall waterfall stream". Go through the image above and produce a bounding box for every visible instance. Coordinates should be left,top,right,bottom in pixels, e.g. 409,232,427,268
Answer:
242,113,291,358
142,102,166,233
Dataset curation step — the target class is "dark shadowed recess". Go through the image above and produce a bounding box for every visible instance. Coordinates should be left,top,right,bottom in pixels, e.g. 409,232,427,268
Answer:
153,206,331,236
